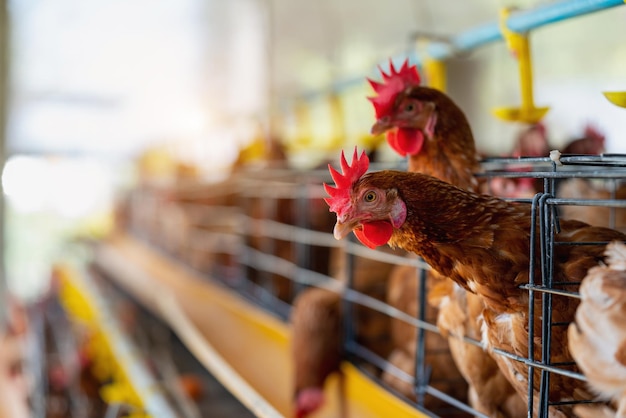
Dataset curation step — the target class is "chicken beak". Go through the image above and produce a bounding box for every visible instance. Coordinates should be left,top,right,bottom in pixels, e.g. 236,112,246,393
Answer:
333,221,356,241
371,117,392,135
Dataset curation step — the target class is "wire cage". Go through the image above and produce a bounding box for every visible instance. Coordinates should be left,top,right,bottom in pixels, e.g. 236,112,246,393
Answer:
481,154,626,417
122,153,626,418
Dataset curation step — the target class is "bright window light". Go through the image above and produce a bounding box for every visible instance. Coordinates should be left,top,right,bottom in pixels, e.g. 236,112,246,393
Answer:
2,155,114,218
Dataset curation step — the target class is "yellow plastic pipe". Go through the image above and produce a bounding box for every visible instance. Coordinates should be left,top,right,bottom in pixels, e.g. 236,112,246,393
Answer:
328,93,346,150
493,8,550,123
424,59,447,93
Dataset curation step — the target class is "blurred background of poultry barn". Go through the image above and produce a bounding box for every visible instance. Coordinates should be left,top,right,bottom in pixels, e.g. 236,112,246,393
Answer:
0,0,626,417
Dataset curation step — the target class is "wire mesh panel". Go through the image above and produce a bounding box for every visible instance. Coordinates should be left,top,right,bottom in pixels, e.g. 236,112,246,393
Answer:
480,154,626,417
123,154,626,417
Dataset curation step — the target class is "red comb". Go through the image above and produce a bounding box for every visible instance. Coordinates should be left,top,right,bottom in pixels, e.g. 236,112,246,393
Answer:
367,59,421,119
324,148,370,216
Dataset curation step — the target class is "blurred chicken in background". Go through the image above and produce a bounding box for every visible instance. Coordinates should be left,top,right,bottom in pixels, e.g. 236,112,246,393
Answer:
511,123,550,158
289,257,397,417
486,123,550,199
0,297,30,418
291,287,342,418
556,124,626,231
561,124,606,155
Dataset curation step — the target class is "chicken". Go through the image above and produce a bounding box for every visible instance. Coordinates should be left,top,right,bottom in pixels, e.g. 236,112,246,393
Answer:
557,178,626,232
369,60,480,192
561,124,605,155
556,125,625,232
487,123,550,198
324,148,626,417
290,242,399,417
568,241,626,417
290,287,343,418
511,123,550,158
369,59,522,416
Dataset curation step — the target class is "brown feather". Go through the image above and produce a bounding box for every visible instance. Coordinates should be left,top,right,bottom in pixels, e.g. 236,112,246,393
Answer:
558,179,626,232
568,241,626,417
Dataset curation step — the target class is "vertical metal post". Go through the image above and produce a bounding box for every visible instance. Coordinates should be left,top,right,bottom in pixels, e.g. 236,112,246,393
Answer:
527,193,541,418
342,239,356,356
538,193,553,418
239,192,255,293
538,162,558,418
413,260,429,407
260,191,277,309
609,178,617,229
293,180,310,299
0,0,9,330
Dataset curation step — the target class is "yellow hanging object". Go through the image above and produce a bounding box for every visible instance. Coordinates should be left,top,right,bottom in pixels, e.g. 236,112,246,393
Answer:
603,91,626,108
237,135,267,164
287,100,313,151
424,59,447,93
493,7,549,124
327,93,346,150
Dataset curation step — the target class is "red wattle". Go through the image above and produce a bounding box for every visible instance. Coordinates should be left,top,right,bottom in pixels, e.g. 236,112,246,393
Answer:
386,130,405,157
353,221,393,249
396,128,424,155
386,128,425,157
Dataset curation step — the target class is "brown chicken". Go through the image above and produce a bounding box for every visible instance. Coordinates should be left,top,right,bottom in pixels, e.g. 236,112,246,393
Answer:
487,123,550,199
324,148,626,417
568,241,626,417
368,60,480,191
369,59,523,417
290,240,399,417
561,124,605,155
555,126,626,233
511,123,550,159
290,287,343,418
557,178,626,232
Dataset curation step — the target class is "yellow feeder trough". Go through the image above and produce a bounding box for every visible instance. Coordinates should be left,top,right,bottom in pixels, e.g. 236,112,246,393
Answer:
493,8,549,124
603,91,626,108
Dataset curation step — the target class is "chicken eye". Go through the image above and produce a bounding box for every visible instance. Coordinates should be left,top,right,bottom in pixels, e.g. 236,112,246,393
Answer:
404,103,415,112
364,191,377,203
